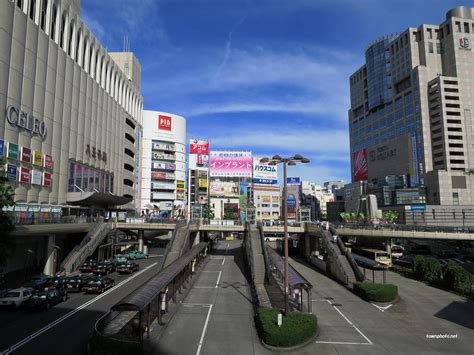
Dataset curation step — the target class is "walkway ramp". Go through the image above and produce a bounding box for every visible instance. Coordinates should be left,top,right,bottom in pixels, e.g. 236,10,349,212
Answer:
61,218,113,274
162,221,194,268
319,225,364,287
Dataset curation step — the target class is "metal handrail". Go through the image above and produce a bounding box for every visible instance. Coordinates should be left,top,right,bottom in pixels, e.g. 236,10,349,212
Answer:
257,223,272,282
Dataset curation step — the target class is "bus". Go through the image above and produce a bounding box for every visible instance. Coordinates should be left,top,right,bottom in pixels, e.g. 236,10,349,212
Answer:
352,248,392,267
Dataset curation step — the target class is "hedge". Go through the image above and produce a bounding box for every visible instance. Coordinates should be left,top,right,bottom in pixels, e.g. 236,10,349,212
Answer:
353,282,398,302
255,308,317,347
413,256,443,283
443,262,474,295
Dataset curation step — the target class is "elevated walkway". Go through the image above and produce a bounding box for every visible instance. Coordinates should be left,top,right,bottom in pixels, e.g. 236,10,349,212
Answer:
60,218,113,274
162,221,198,269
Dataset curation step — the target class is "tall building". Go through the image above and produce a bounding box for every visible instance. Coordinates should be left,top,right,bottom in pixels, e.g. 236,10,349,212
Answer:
253,156,280,221
0,0,143,216
349,6,474,209
141,111,186,215
187,138,210,218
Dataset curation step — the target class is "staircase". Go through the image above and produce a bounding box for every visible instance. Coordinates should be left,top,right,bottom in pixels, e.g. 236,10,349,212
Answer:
162,221,190,268
61,218,113,274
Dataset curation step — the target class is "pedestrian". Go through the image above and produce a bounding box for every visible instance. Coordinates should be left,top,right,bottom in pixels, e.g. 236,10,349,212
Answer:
333,234,338,243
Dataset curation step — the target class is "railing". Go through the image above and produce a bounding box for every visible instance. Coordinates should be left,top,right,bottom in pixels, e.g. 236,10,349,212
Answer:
201,219,244,226
244,222,255,283
10,215,94,225
335,223,474,234
257,223,271,282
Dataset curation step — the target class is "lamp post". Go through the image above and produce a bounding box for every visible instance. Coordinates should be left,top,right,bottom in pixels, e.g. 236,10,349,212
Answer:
260,154,310,315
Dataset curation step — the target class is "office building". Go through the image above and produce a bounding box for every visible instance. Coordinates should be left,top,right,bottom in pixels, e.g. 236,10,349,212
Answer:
0,0,143,217
187,138,210,218
141,111,186,214
349,6,474,210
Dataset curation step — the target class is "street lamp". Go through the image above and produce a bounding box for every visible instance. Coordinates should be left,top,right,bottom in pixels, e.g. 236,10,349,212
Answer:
260,154,310,315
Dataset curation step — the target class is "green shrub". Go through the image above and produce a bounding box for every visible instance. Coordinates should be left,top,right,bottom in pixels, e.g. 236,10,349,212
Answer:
413,255,426,280
354,282,398,302
255,308,317,347
423,257,443,284
443,263,474,295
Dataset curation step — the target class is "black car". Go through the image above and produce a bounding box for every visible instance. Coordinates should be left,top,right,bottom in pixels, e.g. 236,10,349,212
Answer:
44,276,68,290
24,288,68,310
117,262,139,274
93,262,116,275
79,260,98,273
23,275,52,290
65,274,94,292
82,277,115,294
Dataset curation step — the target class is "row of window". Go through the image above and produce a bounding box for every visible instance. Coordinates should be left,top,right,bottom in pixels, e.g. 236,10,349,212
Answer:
12,0,142,121
67,161,114,193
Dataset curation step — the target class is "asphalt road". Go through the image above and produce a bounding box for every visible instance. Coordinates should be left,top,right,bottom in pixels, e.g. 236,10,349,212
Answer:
287,256,474,355
0,254,165,355
152,240,265,355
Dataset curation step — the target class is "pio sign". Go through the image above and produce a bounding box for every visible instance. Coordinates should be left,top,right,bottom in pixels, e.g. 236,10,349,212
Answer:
158,115,172,131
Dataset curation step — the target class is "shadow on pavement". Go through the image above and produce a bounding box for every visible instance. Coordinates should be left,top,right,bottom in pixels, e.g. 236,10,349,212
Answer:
434,299,474,330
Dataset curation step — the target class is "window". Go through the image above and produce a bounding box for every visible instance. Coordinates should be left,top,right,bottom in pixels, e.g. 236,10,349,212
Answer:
455,21,461,32
427,28,432,39
59,14,66,49
16,0,22,10
453,192,459,205
29,0,36,21
50,5,57,40
428,42,434,53
40,0,47,30
436,43,442,54
68,22,74,56
464,22,470,33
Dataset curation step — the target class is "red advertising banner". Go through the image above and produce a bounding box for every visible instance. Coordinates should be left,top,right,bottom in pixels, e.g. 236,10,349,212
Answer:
210,151,252,177
197,154,209,166
43,172,52,187
353,148,368,182
158,115,172,131
190,139,209,154
21,147,31,163
19,167,30,184
152,172,166,180
44,154,53,169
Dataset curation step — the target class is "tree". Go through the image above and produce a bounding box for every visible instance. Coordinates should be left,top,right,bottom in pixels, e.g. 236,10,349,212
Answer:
201,202,214,220
382,211,399,223
0,157,15,266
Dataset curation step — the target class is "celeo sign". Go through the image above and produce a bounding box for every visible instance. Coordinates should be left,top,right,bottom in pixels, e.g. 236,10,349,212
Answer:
6,105,47,140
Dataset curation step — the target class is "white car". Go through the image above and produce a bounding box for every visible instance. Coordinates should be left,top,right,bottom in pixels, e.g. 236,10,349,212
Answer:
0,287,35,307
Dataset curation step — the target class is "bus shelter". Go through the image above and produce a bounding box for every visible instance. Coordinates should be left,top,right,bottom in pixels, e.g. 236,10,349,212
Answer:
352,253,389,283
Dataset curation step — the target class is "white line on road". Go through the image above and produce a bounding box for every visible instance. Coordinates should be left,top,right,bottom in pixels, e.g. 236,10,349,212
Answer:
222,257,225,266
1,262,158,355
196,304,213,355
325,300,373,345
315,341,372,345
215,271,222,287
371,303,393,312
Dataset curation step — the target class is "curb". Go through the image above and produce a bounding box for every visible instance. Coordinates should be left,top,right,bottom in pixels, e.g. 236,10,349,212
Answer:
260,324,320,352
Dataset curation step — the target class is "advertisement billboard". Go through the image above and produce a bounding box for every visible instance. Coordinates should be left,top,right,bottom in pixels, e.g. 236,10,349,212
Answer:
19,167,30,184
43,172,52,187
43,154,53,169
253,157,278,184
353,148,368,182
287,177,301,185
152,162,175,170
158,115,172,131
199,178,208,188
33,150,43,166
210,151,252,177
0,139,4,156
190,139,209,154
7,143,18,160
210,181,239,197
7,164,17,181
31,169,42,185
21,147,31,163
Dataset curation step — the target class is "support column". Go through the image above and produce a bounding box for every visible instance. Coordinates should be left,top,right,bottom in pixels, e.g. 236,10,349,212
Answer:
138,230,144,252
385,238,392,254
43,235,57,276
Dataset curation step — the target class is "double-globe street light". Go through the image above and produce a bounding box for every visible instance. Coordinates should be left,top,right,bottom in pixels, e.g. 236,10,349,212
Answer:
260,154,310,315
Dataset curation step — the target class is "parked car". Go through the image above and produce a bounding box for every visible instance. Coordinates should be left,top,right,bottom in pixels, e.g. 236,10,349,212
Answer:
117,262,139,274
79,260,98,273
65,274,94,292
93,262,115,275
112,255,128,264
24,288,68,310
23,275,51,290
125,251,148,260
44,276,68,290
391,245,405,259
0,287,35,308
82,277,115,294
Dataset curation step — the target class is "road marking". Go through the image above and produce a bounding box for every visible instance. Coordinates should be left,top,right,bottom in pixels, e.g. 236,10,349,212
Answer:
222,257,225,265
196,304,213,355
371,303,393,312
1,262,159,355
312,299,373,345
194,271,221,289
315,341,372,345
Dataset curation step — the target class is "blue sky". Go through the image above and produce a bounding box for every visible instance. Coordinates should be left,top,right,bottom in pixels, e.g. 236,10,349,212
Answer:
82,0,465,185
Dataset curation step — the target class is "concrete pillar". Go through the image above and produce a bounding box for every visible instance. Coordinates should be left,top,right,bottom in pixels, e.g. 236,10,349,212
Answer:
138,230,144,252
43,235,57,276
143,245,148,255
385,238,392,253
